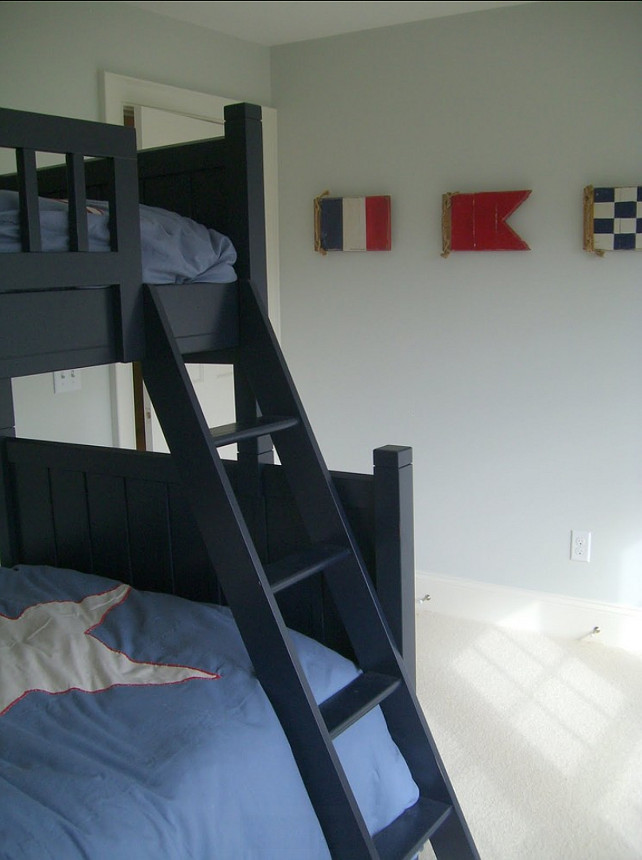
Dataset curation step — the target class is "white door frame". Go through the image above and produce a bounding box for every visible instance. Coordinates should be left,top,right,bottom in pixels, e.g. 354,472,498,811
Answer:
100,72,280,448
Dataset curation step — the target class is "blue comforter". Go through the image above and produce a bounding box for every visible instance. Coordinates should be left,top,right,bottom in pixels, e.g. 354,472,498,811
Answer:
0,565,418,859
0,190,237,285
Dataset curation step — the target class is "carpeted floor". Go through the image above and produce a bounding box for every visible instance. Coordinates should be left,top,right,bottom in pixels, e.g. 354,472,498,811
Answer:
414,610,642,860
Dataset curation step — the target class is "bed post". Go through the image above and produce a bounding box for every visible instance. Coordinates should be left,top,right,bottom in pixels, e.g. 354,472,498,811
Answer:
223,103,267,303
0,379,17,566
373,445,416,685
224,103,272,553
0,380,14,438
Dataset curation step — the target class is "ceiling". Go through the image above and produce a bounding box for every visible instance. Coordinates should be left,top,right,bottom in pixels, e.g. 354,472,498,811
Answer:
121,1,537,47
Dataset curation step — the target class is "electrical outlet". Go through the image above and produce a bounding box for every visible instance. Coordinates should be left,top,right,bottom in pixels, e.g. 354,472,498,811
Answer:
53,369,81,394
570,530,591,562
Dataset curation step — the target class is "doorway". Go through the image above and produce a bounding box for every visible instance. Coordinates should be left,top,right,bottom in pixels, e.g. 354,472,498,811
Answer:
100,72,279,451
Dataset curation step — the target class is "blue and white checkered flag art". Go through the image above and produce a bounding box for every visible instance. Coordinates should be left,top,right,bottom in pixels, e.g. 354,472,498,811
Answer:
584,185,642,254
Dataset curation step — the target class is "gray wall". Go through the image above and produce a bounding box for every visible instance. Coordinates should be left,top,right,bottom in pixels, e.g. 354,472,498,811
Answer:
271,1,642,608
2,1,641,609
0,0,270,446
0,1,270,118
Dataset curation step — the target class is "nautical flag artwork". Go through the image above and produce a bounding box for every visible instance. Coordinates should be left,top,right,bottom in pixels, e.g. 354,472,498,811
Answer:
583,186,642,254
315,193,391,253
441,190,531,257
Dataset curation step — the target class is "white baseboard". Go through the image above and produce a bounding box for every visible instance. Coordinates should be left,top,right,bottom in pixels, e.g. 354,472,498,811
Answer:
415,571,642,654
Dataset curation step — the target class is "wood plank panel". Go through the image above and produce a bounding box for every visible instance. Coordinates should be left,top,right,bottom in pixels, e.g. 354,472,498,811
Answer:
126,477,173,594
50,468,92,573
86,472,132,583
12,463,56,565
167,482,220,603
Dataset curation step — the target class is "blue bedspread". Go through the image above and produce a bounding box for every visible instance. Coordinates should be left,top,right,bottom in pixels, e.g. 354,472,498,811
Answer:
0,565,418,859
0,190,237,285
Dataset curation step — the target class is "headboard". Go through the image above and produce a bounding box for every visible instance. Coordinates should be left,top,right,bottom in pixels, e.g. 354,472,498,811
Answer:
0,102,416,671
0,436,415,665
0,103,266,378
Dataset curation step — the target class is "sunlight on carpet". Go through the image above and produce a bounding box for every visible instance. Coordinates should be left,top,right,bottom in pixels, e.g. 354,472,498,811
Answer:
414,610,642,860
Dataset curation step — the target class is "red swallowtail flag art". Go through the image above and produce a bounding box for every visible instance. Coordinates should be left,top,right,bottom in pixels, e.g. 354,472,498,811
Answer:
442,189,531,257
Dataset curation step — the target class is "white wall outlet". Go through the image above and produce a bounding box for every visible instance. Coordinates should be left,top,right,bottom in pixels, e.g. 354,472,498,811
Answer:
570,530,591,562
53,369,81,394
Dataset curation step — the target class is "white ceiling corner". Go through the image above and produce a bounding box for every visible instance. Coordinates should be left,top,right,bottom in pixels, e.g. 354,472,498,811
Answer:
119,1,538,47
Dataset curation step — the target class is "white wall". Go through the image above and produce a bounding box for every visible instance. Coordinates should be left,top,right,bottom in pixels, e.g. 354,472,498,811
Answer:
3,1,641,610
0,1,270,119
0,0,270,446
271,1,642,608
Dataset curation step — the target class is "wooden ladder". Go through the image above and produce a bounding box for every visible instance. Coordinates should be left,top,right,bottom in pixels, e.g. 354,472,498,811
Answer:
141,280,479,860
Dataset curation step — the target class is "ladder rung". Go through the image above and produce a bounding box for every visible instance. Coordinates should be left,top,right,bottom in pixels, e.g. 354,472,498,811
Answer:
265,543,351,594
320,671,401,739
208,416,298,447
373,796,453,860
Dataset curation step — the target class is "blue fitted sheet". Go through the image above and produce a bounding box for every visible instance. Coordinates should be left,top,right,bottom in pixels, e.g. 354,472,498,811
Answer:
0,190,237,285
0,565,418,859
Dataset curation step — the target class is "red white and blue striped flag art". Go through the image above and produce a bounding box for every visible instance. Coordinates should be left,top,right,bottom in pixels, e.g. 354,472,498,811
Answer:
315,194,391,253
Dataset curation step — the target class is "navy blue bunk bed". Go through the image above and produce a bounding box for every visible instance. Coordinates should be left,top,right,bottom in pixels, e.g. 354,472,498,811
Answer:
0,103,478,859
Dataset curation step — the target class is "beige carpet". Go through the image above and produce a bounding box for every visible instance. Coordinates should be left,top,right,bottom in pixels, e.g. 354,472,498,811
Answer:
414,610,642,860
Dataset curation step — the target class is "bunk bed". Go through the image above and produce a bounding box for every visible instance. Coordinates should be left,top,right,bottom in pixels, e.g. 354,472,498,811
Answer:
0,103,479,859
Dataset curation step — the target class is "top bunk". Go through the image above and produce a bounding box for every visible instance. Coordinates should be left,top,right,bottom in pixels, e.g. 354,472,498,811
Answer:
0,100,417,672
0,101,267,379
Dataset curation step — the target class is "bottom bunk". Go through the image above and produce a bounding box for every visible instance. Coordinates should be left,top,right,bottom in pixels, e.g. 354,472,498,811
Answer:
0,437,420,858
0,99,477,858
0,564,418,859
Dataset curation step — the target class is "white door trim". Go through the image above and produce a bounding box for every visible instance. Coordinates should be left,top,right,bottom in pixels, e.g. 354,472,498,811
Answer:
100,72,280,448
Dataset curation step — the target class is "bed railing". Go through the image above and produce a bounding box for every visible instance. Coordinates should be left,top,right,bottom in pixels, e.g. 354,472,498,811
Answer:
0,106,143,363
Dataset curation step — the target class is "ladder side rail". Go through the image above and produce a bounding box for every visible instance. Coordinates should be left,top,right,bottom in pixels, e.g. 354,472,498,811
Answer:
237,280,355,546
141,284,378,858
236,280,481,858
373,446,416,681
237,281,415,674
428,805,482,860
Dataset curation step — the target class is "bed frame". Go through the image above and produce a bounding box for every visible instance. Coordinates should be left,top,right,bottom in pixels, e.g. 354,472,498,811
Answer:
0,104,265,374
0,103,414,665
0,102,478,860
0,437,415,668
